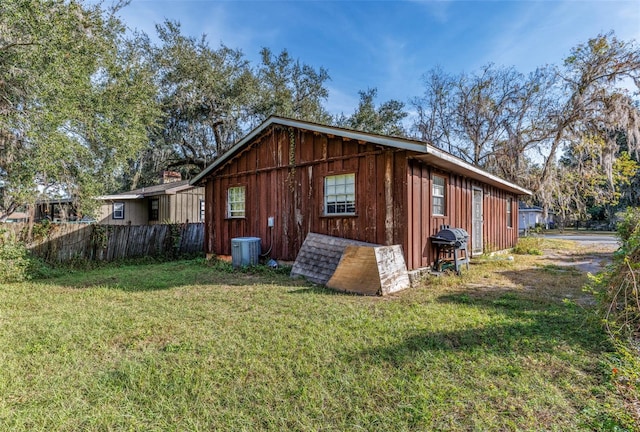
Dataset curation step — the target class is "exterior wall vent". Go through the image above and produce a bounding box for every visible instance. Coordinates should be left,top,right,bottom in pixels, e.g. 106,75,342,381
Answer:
231,237,261,267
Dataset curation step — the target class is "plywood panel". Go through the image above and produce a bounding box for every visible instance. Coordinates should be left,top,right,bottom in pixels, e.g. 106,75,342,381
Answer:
327,245,410,296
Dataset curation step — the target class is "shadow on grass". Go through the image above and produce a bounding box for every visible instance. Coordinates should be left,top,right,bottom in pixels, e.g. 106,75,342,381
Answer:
287,286,351,295
357,286,611,366
500,251,613,304
354,248,615,366
35,259,312,292
499,265,588,288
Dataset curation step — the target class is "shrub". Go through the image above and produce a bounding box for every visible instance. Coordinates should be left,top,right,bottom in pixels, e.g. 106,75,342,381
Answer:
590,207,640,342
616,207,640,245
0,228,36,282
588,207,640,414
598,210,640,340
0,229,51,282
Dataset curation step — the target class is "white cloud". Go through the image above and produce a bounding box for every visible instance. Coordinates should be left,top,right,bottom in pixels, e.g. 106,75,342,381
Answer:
478,1,640,72
410,0,453,24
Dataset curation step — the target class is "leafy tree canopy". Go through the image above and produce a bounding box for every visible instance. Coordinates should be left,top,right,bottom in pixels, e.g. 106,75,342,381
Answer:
336,88,408,137
2,3,637,230
411,32,640,223
0,0,159,220
130,27,333,187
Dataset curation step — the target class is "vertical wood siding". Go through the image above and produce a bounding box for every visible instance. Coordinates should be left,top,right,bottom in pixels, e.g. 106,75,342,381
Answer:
203,125,521,270
405,158,519,269
205,127,408,262
159,187,204,224
482,186,519,253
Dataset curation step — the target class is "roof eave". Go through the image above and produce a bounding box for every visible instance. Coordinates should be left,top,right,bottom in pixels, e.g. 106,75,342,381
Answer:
95,194,143,200
144,184,193,196
190,117,429,186
415,147,532,196
97,183,196,199
190,116,532,196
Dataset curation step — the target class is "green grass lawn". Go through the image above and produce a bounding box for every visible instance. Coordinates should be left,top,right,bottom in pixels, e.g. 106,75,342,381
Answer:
0,252,635,431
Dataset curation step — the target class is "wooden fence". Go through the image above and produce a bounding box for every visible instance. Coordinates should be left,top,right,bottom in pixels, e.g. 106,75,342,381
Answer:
1,222,204,263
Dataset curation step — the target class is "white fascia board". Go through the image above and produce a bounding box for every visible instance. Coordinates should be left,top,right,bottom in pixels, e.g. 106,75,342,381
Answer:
272,117,428,153
191,116,532,196
419,147,532,196
144,189,179,197
95,194,143,200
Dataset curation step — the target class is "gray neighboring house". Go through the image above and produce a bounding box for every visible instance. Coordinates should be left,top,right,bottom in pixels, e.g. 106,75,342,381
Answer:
519,202,554,232
96,175,204,226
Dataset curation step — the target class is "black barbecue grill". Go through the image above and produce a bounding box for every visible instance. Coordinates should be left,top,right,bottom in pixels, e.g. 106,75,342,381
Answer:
431,225,470,274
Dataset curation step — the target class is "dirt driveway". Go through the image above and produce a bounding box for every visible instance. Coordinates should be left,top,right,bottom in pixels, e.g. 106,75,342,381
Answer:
471,233,623,308
541,233,620,274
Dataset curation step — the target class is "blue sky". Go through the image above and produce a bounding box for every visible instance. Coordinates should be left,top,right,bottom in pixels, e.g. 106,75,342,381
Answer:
116,0,640,117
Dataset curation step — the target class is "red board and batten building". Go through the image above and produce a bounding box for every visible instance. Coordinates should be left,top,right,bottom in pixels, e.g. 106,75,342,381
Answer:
191,117,531,271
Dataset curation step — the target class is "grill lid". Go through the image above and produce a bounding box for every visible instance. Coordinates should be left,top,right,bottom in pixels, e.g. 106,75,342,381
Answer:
431,225,469,247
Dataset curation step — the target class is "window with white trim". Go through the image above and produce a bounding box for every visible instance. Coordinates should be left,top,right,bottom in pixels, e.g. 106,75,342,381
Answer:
113,202,124,219
432,175,446,216
199,199,205,221
227,186,245,218
324,173,356,215
506,197,513,228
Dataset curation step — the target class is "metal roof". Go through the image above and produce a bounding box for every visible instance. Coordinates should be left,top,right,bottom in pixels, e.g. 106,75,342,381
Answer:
190,116,532,196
